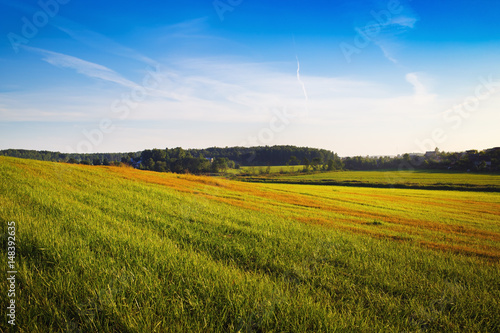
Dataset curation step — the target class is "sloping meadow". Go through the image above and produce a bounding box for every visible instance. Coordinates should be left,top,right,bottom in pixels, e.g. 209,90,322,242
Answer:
1,157,499,332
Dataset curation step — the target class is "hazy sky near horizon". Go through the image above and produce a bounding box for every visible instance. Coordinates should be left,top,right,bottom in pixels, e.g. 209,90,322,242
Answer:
0,0,499,156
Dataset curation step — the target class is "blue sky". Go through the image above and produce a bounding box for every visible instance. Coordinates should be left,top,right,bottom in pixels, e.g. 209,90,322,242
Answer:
0,0,499,156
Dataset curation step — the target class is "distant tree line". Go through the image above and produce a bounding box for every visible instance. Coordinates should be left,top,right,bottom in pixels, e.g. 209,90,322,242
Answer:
2,146,498,174
0,146,339,174
343,147,500,172
129,146,341,174
185,145,337,167
0,149,129,165
133,148,228,174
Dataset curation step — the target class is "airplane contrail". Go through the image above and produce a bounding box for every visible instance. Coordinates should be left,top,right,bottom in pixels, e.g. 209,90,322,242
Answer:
292,35,309,116
296,55,308,101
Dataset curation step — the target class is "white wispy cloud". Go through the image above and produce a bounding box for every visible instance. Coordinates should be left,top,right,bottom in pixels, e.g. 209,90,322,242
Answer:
23,46,138,89
51,17,159,67
390,16,418,28
406,73,426,96
3,54,442,124
4,36,446,153
21,46,181,103
405,72,436,105
0,54,377,123
376,43,398,64
354,1,419,64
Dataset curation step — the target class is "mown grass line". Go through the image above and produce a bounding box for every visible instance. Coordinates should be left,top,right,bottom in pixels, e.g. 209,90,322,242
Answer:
236,177,500,192
0,157,499,332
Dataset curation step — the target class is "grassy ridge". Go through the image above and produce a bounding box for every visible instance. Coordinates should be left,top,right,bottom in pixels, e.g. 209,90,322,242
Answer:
226,165,306,174
1,157,499,332
234,169,500,192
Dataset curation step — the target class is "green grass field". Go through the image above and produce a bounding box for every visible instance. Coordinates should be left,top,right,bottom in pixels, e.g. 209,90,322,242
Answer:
226,165,306,175
234,169,500,192
1,156,499,332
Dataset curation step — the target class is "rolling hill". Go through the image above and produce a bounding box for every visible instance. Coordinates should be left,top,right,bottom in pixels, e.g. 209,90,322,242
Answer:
1,156,499,332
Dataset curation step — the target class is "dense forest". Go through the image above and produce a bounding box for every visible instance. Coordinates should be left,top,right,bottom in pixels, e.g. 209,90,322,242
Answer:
0,146,340,174
135,146,342,173
185,146,337,166
1,146,499,174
